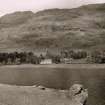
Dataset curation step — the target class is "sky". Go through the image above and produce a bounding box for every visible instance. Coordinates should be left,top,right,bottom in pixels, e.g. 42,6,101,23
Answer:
0,0,105,16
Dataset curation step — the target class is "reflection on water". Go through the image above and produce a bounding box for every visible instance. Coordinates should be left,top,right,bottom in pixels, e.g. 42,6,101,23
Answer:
0,65,105,105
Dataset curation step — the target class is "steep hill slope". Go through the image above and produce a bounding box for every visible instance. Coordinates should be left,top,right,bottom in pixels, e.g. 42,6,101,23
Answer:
0,3,105,51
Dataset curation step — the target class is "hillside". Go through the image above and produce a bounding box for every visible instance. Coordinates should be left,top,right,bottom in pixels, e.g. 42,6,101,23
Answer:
0,3,105,51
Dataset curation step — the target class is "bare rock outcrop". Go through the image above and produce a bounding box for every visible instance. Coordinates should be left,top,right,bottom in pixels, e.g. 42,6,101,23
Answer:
68,84,88,105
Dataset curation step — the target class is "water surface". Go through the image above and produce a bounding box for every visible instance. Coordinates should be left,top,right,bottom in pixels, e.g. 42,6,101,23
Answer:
0,64,105,105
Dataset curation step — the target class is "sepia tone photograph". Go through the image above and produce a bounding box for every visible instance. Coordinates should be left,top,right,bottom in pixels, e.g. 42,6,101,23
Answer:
0,0,105,105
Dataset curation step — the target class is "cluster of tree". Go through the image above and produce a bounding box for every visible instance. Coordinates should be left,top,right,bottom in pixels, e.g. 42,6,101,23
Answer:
0,52,40,65
61,49,105,64
87,50,105,64
0,51,62,65
1,49,105,65
0,50,91,65
61,50,87,59
48,49,105,64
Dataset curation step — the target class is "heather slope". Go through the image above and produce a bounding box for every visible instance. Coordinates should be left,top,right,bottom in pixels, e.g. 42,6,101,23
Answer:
0,4,105,51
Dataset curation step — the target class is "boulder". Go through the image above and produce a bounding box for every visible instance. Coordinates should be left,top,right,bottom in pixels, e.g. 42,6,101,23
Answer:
68,84,88,105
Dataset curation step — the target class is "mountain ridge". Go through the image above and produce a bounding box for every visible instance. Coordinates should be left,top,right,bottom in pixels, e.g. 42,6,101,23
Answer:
0,3,105,51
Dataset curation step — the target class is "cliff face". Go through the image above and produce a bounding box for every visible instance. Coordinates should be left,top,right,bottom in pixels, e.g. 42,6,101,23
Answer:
0,3,105,51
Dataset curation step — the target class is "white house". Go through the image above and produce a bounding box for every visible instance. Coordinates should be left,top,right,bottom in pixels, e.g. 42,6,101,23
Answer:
40,59,52,64
60,58,73,64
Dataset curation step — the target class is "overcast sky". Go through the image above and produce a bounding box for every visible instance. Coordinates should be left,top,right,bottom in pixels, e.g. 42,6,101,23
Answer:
0,0,105,16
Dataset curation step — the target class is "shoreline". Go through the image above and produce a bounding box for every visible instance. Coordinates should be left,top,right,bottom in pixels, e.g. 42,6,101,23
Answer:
0,64,105,69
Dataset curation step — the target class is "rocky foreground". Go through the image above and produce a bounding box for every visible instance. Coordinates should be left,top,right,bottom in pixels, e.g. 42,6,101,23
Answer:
0,84,88,105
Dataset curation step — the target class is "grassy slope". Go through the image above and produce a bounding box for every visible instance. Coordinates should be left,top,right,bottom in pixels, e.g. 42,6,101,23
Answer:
0,4,105,50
